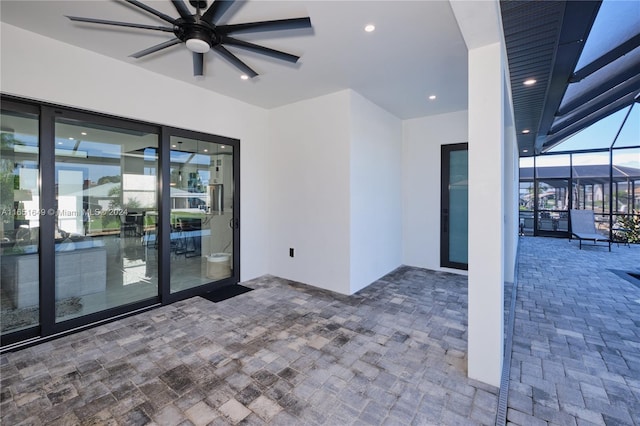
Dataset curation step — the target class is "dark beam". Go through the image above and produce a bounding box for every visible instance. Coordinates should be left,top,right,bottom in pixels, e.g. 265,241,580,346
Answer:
542,91,637,150
550,74,640,134
557,55,640,115
534,1,601,154
570,34,640,83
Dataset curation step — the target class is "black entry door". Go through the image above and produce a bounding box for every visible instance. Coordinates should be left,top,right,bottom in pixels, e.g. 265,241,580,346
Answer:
441,143,468,270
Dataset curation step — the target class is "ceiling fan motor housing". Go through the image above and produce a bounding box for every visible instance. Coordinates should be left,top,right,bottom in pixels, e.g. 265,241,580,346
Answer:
175,17,219,53
189,0,208,9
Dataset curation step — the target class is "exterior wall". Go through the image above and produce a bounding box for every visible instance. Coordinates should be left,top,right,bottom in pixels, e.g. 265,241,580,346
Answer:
268,90,403,295
268,91,352,294
0,23,271,282
467,42,506,387
349,91,403,294
451,0,518,387
402,110,468,273
504,81,519,283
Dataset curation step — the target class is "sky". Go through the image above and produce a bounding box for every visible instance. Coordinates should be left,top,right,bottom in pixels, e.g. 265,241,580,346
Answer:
548,105,639,153
541,0,639,169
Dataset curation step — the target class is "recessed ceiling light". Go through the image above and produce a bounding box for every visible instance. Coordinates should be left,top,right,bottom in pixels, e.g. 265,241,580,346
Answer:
428,95,437,100
522,129,530,134
364,24,375,32
81,132,87,136
240,74,249,80
523,149,529,153
220,145,225,149
172,144,177,148
57,142,63,145
523,79,537,86
203,149,208,152
68,137,74,140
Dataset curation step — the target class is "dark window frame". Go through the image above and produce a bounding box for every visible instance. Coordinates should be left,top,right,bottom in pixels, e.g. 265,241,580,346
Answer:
1,94,241,351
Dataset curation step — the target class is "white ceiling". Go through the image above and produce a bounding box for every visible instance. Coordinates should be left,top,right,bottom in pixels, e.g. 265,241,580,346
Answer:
0,0,469,120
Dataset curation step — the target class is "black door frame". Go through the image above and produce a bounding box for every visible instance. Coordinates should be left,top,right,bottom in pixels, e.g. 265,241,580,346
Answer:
1,95,241,349
440,143,468,270
161,126,241,304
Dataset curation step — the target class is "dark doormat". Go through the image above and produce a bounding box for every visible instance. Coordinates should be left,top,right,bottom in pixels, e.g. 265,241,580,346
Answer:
200,285,254,303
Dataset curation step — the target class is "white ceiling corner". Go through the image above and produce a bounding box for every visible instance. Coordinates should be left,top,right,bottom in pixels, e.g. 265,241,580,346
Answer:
0,0,470,120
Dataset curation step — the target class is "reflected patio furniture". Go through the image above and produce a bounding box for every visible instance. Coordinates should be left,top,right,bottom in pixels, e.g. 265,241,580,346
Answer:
569,209,611,251
173,217,202,258
122,214,137,237
141,212,158,247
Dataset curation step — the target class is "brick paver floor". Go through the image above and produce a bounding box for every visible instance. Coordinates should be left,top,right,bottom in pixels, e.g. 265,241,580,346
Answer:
2,237,637,425
507,237,640,426
1,267,497,425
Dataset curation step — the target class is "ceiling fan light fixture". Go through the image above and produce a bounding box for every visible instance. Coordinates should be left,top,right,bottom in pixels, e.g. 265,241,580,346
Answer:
66,2,312,78
186,38,210,53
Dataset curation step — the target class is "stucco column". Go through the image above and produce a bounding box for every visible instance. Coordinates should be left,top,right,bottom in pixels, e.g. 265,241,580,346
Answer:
467,41,505,387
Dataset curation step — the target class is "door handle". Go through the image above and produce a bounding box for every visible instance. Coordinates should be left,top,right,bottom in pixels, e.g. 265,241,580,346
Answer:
442,209,449,233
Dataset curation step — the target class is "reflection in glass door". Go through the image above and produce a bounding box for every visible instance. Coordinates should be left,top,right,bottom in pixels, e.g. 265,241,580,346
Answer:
0,105,41,335
169,136,234,293
54,116,159,322
535,179,570,236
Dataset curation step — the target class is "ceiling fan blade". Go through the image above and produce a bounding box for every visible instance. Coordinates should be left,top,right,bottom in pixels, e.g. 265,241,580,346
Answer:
214,45,258,78
218,17,311,35
202,0,236,25
125,0,176,24
130,38,182,58
222,36,300,63
193,52,204,76
171,0,192,20
66,16,174,32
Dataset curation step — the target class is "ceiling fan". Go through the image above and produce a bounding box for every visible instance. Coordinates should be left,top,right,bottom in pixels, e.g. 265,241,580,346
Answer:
66,0,312,78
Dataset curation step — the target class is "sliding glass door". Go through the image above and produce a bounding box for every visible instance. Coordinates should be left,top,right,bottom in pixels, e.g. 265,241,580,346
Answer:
1,102,41,335
1,96,240,348
53,114,159,322
167,134,237,295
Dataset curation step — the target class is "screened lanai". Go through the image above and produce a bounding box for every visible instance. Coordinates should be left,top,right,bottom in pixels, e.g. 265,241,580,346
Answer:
518,103,639,241
508,0,639,244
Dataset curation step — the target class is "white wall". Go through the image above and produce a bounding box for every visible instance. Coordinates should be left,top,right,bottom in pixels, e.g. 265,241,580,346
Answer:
0,24,270,281
402,110,468,272
467,42,506,388
268,91,352,294
268,90,403,295
349,91,403,294
451,0,518,387
503,78,519,283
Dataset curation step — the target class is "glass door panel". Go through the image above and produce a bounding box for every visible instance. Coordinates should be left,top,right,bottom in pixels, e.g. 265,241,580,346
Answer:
536,179,570,235
1,108,40,335
54,117,159,322
441,143,468,269
169,136,234,293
